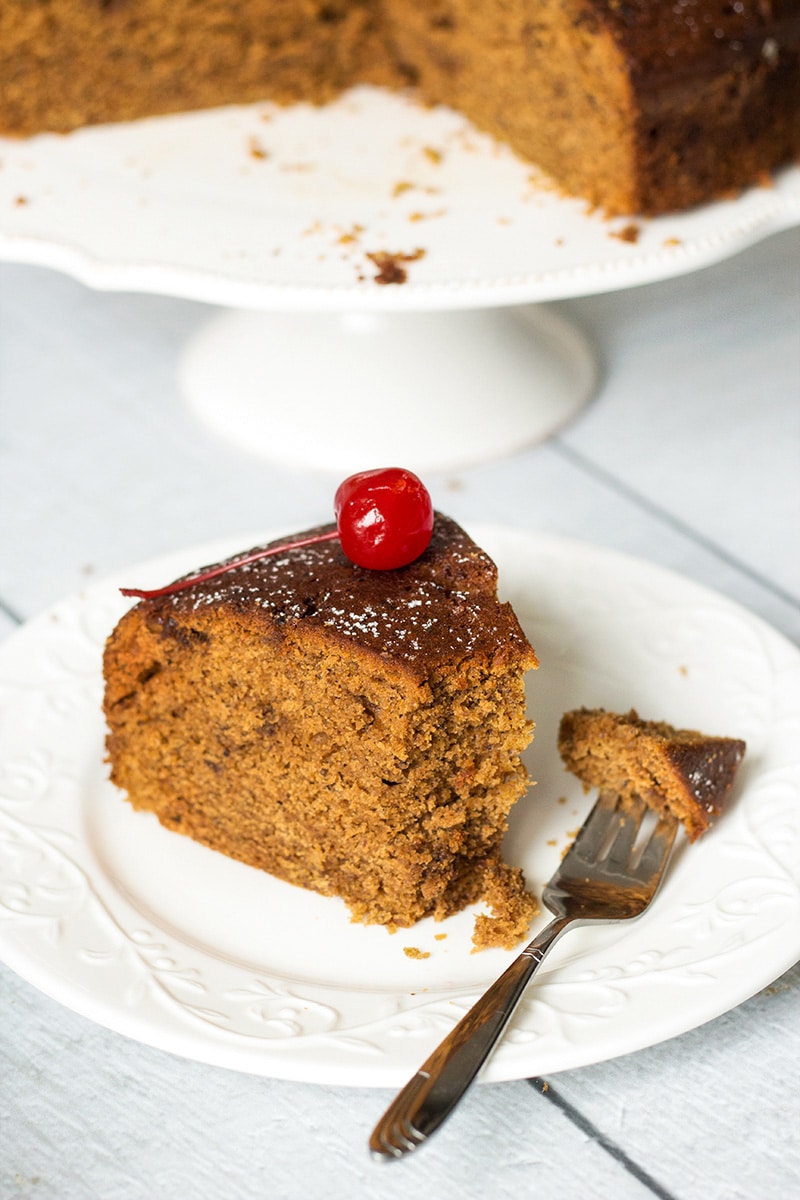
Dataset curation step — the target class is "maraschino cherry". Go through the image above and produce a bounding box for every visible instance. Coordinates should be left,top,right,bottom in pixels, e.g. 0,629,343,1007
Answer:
334,466,433,570
120,467,434,600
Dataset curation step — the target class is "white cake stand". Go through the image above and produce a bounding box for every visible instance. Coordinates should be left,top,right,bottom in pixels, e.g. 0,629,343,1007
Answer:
2,88,798,471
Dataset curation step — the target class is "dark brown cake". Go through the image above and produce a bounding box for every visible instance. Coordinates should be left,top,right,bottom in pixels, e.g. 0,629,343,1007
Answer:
558,708,746,840
2,1,798,215
0,2,399,136
383,0,800,216
103,515,539,949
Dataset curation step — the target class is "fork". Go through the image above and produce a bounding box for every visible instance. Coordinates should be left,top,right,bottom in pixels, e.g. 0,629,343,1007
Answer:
370,789,679,1160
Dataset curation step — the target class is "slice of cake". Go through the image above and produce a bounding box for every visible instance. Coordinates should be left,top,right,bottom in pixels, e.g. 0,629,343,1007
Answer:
558,708,746,841
103,514,539,949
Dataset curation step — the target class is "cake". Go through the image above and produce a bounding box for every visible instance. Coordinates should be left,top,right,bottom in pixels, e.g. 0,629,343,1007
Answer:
558,707,746,840
383,0,800,216
103,514,539,949
2,1,799,215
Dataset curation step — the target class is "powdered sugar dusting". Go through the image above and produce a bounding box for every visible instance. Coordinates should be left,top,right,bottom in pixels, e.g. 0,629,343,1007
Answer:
156,515,531,668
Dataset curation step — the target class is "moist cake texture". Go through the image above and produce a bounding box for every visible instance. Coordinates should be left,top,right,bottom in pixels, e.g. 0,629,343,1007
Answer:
2,1,799,215
103,515,539,948
381,0,800,216
558,707,746,840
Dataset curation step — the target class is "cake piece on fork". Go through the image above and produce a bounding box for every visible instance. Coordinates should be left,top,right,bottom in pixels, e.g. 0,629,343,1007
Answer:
558,708,746,841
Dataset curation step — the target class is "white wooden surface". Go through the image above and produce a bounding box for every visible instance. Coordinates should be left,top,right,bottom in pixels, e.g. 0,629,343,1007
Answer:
1,226,799,1200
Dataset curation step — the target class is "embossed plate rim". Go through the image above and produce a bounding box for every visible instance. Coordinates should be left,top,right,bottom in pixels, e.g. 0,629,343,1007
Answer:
0,526,798,1086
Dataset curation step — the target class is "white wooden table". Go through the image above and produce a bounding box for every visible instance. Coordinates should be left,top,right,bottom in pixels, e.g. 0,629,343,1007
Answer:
1,226,799,1200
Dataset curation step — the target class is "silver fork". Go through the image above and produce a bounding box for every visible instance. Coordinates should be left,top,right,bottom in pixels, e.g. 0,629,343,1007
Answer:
370,789,679,1160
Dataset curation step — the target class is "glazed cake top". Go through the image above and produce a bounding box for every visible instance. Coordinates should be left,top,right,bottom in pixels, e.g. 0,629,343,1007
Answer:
598,0,800,83
141,514,538,678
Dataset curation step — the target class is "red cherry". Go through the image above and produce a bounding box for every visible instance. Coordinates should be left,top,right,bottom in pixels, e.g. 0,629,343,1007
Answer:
120,467,434,600
334,467,434,570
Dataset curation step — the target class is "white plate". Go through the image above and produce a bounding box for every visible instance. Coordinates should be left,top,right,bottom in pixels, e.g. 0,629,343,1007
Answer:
1,88,799,310
1,527,799,1087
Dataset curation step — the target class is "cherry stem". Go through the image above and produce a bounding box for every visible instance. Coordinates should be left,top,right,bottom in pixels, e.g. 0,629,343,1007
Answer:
120,528,340,600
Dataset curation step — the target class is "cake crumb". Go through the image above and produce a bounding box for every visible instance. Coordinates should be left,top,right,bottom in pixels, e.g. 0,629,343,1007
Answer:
247,137,269,160
337,223,364,245
434,933,447,941
471,863,538,952
610,222,640,243
404,946,430,959
422,146,443,164
366,247,426,285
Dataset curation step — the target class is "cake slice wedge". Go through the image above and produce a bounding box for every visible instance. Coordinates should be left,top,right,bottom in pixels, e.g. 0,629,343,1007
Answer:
558,708,746,841
103,514,539,948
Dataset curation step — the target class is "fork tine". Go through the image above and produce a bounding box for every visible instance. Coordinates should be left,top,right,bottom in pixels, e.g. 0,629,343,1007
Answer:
605,795,648,869
635,811,679,881
571,788,620,859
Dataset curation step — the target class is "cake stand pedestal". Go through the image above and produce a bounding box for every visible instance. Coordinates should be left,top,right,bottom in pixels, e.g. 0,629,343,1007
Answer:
177,304,595,473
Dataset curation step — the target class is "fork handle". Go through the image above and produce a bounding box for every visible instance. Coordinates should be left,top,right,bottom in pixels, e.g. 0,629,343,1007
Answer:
370,914,574,1158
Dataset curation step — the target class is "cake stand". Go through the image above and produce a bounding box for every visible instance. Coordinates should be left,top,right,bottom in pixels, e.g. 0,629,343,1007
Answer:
2,87,799,472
